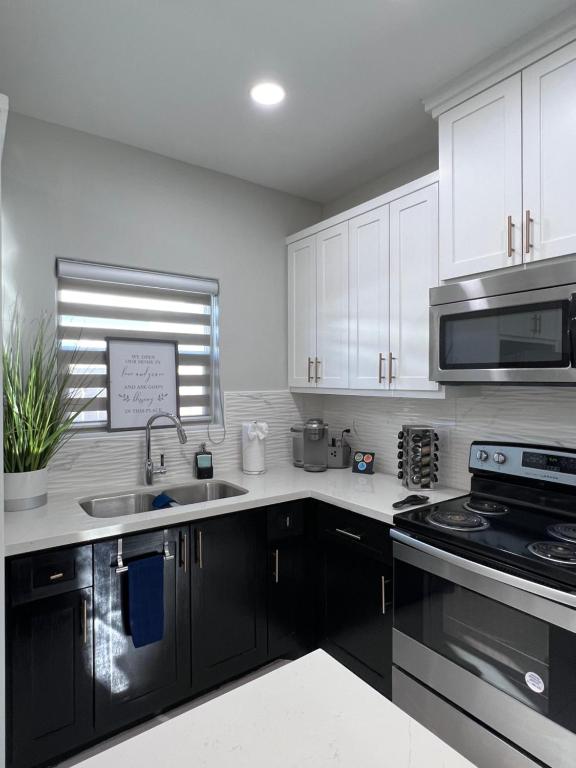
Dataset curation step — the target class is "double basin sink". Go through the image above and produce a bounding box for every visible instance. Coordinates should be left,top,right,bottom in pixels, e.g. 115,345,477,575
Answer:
80,480,248,518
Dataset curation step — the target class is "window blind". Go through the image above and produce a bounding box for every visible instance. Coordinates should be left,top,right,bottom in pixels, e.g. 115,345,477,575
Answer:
56,259,220,427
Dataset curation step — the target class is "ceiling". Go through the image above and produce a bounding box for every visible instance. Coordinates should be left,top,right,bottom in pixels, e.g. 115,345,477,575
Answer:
0,0,575,203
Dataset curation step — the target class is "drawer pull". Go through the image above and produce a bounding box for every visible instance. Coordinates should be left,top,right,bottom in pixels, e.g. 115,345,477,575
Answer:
381,576,392,615
49,572,64,581
274,548,279,584
335,528,362,541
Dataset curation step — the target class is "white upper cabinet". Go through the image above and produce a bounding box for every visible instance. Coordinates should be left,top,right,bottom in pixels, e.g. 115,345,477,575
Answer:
439,74,523,280
390,186,439,391
523,40,576,264
288,235,316,388
316,223,349,389
286,175,440,397
348,206,389,389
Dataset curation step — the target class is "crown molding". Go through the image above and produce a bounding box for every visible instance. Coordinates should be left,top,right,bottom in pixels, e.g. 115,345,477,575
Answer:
286,171,439,244
424,8,576,118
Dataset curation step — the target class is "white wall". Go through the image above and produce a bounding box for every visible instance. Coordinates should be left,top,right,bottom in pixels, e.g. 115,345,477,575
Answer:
1,113,321,391
322,150,438,218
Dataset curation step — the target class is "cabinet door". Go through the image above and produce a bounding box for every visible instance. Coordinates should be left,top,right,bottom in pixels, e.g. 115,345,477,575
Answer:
9,589,93,768
316,223,349,388
94,527,190,734
389,185,439,391
523,41,576,263
267,539,312,660
439,74,522,279
288,235,316,387
321,537,392,697
349,206,390,389
191,510,267,693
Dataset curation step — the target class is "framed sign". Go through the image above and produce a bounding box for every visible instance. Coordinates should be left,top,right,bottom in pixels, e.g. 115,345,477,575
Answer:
106,337,180,431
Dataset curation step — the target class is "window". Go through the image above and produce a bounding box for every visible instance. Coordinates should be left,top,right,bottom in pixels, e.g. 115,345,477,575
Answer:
56,259,220,427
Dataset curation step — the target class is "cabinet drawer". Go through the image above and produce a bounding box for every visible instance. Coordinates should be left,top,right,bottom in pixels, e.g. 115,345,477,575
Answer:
317,504,392,562
267,503,305,541
9,545,93,606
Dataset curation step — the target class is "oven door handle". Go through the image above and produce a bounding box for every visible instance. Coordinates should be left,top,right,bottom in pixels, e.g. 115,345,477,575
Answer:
391,529,576,610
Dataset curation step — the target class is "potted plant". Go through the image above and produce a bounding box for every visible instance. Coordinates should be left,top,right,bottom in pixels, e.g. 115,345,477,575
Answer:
3,317,97,511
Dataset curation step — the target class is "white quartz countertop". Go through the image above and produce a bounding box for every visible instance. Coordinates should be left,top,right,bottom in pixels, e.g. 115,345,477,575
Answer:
4,464,464,556
72,650,476,768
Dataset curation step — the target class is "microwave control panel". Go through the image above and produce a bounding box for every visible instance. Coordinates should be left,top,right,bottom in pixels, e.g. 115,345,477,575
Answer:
469,443,576,487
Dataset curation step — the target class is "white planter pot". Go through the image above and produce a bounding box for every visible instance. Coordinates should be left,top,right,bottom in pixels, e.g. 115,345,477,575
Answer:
4,468,48,512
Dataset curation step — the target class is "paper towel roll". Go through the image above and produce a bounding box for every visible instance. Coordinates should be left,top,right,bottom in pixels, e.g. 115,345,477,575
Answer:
242,421,268,475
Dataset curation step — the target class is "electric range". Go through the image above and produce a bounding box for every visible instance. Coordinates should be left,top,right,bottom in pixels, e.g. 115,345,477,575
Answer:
391,441,576,768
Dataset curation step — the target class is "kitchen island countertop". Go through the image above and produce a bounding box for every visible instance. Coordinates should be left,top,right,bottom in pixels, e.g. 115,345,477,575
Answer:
71,649,476,768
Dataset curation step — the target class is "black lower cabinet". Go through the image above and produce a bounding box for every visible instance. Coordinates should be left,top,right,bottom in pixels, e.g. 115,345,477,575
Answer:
267,502,314,659
317,504,393,697
93,526,190,735
190,509,267,693
7,500,396,768
9,588,94,768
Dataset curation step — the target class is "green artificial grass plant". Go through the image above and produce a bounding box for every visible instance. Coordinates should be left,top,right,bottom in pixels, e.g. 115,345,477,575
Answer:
3,317,98,473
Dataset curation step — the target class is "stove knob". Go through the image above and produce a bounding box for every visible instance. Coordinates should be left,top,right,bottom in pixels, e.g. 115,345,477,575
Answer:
476,449,489,462
493,451,507,465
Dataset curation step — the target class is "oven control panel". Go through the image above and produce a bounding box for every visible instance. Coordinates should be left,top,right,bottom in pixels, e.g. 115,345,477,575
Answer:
469,443,576,487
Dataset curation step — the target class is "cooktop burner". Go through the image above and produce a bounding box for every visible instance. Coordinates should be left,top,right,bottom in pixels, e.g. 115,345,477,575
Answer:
527,541,576,564
463,499,510,516
547,523,576,543
426,508,489,532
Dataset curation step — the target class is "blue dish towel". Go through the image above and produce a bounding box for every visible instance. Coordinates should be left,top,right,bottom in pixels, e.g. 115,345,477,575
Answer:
127,554,165,648
152,493,180,510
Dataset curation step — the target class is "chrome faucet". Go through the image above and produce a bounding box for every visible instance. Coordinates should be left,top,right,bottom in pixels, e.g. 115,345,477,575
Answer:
145,412,188,485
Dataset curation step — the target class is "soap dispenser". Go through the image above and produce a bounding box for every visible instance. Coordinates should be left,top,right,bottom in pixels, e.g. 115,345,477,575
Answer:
194,442,213,479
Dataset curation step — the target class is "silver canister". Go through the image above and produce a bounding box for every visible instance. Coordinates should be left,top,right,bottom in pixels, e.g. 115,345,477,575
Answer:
290,424,304,467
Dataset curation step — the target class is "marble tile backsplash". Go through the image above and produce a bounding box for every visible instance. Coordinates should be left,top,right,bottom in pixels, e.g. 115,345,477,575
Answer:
49,386,576,496
305,386,576,491
48,391,306,494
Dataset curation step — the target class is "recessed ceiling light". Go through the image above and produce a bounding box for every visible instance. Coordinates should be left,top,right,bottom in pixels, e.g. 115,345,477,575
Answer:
250,82,286,106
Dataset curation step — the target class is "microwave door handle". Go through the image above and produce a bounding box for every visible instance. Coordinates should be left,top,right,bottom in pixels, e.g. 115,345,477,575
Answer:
391,529,576,611
569,294,576,366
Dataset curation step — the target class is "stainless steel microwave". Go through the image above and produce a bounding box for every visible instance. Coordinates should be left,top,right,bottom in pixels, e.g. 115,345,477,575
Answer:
430,260,576,384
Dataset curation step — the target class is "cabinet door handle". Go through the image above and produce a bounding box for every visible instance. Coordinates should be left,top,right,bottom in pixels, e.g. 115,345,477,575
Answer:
335,527,362,541
274,548,279,584
378,353,385,384
307,357,314,383
381,577,392,615
315,358,321,382
181,532,188,573
388,352,396,385
525,210,533,255
507,215,515,258
82,598,88,645
197,529,204,569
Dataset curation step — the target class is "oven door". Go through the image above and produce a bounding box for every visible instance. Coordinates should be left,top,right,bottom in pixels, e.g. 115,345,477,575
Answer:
392,530,576,768
429,284,576,383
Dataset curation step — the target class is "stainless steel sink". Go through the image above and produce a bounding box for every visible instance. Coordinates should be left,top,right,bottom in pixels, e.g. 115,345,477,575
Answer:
163,481,248,505
80,492,157,518
80,481,248,517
